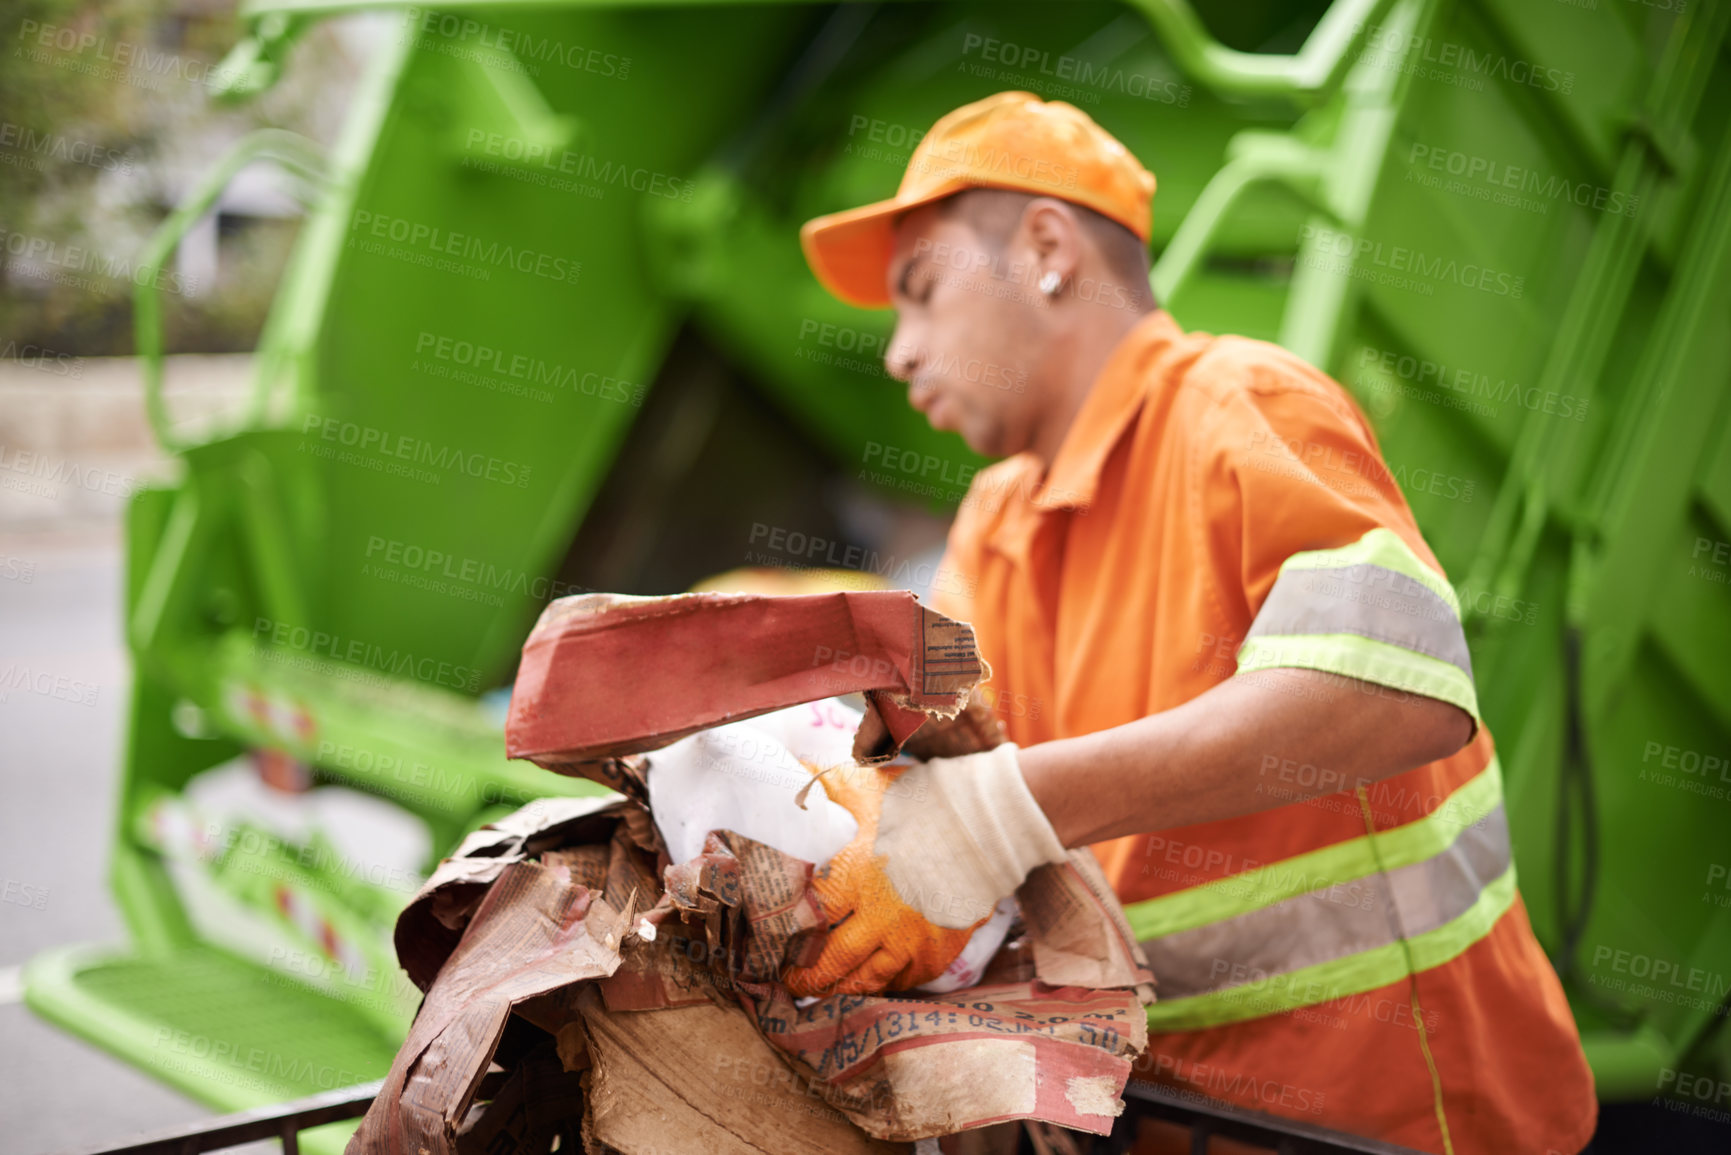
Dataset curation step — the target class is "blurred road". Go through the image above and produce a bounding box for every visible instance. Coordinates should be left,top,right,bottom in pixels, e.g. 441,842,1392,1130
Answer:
0,356,269,1152
0,540,276,1155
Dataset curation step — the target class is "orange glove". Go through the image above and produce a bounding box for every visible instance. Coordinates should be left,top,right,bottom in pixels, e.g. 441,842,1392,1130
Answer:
783,744,1067,997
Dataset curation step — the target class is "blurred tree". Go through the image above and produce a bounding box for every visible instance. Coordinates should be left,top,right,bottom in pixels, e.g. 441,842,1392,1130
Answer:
0,0,362,356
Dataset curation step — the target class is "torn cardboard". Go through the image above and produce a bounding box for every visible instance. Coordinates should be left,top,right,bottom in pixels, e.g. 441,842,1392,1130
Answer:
662,828,1152,1140
352,592,1152,1155
579,990,908,1155
506,590,986,765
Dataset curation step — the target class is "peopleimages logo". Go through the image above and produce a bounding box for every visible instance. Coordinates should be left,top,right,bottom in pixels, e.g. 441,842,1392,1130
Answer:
1141,1056,1325,1116
362,535,593,605
1,877,49,910
0,663,99,707
746,522,976,600
907,139,1079,192
299,414,533,489
0,338,82,377
149,1028,366,1095
347,211,581,285
1354,23,1575,94
1590,945,1730,1002
1406,143,1638,218
14,19,215,87
413,331,643,407
846,115,926,154
1301,224,1525,299
0,121,134,174
204,820,422,895
0,442,135,501
252,616,481,693
0,226,196,295
459,131,692,203
1356,345,1590,422
405,9,631,79
959,33,1191,107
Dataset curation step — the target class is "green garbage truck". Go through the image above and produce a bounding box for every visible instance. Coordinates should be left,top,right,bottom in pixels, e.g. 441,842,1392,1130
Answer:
24,0,1731,1150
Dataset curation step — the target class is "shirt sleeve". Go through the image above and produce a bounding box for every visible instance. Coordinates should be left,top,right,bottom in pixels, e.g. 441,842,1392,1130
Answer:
1193,358,1480,726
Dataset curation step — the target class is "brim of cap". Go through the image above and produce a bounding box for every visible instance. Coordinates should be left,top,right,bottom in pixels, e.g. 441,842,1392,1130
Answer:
799,187,956,310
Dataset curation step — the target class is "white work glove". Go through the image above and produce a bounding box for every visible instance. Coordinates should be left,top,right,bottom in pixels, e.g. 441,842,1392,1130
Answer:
783,743,1069,995
876,743,1069,927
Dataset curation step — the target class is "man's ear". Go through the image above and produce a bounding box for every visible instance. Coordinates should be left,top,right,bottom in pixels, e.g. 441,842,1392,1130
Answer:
1021,198,1083,283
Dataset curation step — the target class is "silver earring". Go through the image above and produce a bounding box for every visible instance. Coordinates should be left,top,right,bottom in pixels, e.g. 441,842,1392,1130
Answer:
1038,270,1062,296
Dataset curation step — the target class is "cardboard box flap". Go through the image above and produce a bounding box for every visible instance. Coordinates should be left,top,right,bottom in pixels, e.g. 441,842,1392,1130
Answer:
350,857,628,1155
359,590,1156,1152
363,806,1152,1151
505,591,986,766
394,795,628,990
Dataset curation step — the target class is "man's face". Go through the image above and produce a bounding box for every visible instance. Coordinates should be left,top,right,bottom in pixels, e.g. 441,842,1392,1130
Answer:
883,203,1052,459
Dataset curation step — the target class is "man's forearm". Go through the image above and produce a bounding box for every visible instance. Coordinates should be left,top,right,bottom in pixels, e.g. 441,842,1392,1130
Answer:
1016,669,1475,847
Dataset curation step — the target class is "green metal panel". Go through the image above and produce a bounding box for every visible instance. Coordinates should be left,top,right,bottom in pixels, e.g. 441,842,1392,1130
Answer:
25,944,392,1155
1220,0,1729,1100
646,0,1316,478
302,5,819,679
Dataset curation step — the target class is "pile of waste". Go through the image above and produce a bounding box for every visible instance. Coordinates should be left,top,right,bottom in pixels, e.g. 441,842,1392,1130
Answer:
349,590,1152,1154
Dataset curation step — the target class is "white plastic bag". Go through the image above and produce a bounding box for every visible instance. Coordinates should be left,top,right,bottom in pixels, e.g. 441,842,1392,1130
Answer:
645,698,1011,992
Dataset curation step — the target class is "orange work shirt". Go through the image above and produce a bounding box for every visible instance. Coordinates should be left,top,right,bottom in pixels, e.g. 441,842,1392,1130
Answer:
929,309,1596,1154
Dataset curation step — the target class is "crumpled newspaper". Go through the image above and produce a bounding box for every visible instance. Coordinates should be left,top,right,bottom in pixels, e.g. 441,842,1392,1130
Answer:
349,591,1154,1154
645,698,1018,993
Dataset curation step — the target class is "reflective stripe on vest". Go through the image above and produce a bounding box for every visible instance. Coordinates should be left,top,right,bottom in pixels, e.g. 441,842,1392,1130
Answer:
1235,527,1481,723
1124,758,1514,1032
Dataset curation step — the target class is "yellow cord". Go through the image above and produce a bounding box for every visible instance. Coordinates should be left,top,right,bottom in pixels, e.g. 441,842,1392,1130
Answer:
1408,979,1455,1155
1357,785,1456,1155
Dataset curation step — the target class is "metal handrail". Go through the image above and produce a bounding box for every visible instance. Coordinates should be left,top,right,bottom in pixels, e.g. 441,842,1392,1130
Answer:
54,1072,1426,1155
1127,0,1398,106
216,0,1398,109
1124,1079,1432,1154
49,1080,383,1155
133,128,327,455
1151,132,1334,303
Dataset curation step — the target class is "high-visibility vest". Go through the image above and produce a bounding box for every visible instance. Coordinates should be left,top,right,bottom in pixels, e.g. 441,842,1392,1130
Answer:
1119,529,1511,1030
1125,755,1512,1031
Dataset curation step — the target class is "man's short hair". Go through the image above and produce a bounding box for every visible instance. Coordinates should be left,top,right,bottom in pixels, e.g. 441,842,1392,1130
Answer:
935,187,1155,306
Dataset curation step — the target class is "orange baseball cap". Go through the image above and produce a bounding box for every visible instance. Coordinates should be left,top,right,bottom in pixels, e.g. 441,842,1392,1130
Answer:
800,91,1156,309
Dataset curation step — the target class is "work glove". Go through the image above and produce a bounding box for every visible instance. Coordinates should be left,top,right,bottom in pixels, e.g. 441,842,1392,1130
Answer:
783,743,1068,996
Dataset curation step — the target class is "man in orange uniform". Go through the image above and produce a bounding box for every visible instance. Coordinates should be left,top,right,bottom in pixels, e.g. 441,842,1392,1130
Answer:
786,91,1597,1153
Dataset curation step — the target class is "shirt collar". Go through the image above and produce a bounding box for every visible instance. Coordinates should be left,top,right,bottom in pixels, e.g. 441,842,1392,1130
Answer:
1026,308,1185,513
